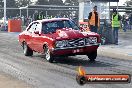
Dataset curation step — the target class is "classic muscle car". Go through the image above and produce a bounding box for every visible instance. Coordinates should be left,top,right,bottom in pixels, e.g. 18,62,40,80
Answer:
18,18,100,63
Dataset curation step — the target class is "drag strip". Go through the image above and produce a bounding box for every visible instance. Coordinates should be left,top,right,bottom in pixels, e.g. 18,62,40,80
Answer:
0,32,132,88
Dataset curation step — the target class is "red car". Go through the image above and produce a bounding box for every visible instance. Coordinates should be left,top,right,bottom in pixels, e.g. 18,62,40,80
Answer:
18,18,100,63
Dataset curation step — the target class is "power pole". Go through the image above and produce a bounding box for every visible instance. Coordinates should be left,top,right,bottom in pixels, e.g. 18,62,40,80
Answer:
4,0,6,31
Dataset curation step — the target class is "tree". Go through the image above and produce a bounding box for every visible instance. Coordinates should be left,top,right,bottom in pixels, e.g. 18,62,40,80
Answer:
0,0,3,7
124,0,132,13
48,0,64,16
49,0,63,5
0,0,17,8
7,0,16,8
64,0,79,19
16,0,32,7
16,0,33,17
36,0,63,5
0,0,17,18
6,0,17,18
64,0,79,6
36,0,64,17
36,0,49,5
125,0,132,6
0,0,4,18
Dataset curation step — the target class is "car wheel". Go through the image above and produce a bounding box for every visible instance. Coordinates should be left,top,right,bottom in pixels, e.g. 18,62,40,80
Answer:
43,45,54,63
23,42,33,56
87,50,97,61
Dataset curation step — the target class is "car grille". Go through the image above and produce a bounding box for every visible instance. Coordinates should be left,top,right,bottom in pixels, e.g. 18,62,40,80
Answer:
67,38,85,47
67,37,97,47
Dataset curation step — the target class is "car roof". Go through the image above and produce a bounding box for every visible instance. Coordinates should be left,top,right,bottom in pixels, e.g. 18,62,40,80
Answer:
34,18,70,23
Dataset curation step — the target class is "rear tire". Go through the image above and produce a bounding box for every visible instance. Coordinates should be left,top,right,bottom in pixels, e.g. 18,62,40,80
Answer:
23,42,33,56
87,50,97,61
43,45,54,63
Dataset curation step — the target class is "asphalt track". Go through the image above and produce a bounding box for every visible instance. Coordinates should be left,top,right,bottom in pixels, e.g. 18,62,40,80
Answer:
0,32,132,88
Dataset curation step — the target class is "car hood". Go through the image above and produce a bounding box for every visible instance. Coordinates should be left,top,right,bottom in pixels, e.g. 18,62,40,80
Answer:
51,28,99,40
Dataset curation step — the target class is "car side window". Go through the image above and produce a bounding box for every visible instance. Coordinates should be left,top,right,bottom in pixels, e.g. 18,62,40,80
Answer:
42,23,49,34
27,22,42,33
28,23,36,33
63,20,71,28
42,22,57,34
35,23,42,33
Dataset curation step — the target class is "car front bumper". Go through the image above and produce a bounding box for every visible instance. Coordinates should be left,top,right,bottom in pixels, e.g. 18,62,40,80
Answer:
51,43,100,56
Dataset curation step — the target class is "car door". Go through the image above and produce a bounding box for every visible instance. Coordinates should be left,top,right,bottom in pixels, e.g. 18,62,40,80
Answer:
24,23,35,48
31,22,43,53
26,22,38,50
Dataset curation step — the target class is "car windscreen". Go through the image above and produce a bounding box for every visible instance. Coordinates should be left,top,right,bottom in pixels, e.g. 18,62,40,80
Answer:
42,20,79,34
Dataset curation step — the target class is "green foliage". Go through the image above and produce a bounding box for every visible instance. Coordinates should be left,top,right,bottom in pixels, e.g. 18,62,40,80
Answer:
124,0,132,13
0,0,17,18
7,0,16,7
36,0,64,5
64,0,79,6
16,0,32,7
36,0,49,5
15,0,33,18
35,0,64,17
0,0,78,18
6,0,17,18
0,0,3,7
125,0,132,6
0,0,3,18
49,0,63,5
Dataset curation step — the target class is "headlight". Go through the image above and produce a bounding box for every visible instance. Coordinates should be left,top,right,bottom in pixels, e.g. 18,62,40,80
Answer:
89,37,97,44
86,37,97,44
55,40,68,48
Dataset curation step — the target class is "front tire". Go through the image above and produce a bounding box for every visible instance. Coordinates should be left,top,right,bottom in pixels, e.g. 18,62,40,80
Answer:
23,42,33,56
43,45,54,63
87,50,97,61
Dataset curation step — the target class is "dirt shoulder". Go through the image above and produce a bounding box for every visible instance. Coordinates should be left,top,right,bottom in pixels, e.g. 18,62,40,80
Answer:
0,72,32,88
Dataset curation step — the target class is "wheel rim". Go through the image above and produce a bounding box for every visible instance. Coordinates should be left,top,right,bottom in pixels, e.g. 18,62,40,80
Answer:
23,43,27,54
45,47,50,61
